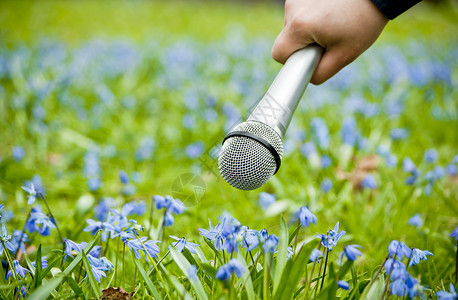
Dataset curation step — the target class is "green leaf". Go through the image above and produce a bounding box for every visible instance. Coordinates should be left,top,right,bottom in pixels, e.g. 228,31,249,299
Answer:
63,231,100,276
133,254,160,299
273,241,315,300
288,223,301,245
360,274,385,300
169,275,194,300
202,237,223,265
339,260,354,280
82,251,101,298
169,247,209,300
67,275,84,297
34,245,43,288
27,275,64,300
23,252,35,275
273,216,288,294
236,251,255,300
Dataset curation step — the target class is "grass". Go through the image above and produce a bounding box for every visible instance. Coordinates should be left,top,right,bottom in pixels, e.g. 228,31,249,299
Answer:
0,0,457,299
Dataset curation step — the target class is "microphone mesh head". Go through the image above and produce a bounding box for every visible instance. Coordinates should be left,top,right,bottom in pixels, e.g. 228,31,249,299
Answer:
218,121,283,190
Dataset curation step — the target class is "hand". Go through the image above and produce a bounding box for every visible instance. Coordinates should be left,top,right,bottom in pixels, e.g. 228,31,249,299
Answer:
271,0,388,85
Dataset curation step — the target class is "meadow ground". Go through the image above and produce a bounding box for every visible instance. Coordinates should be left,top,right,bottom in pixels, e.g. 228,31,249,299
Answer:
0,1,457,299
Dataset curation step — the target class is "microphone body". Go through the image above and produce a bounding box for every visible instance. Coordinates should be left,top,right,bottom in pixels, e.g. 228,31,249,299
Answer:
248,45,323,137
219,45,323,190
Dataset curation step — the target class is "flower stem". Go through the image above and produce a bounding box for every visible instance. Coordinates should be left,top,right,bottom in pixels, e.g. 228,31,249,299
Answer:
319,249,329,291
293,221,300,253
263,251,271,300
14,207,33,259
38,193,65,261
132,264,137,292
147,198,154,237
380,255,396,300
115,236,120,286
121,243,126,287
2,241,18,280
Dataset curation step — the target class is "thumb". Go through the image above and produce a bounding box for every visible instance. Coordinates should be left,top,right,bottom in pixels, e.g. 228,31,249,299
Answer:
271,28,313,64
311,46,356,85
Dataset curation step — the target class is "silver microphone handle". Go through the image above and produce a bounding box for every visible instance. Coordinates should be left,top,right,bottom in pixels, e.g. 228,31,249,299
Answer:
247,45,323,137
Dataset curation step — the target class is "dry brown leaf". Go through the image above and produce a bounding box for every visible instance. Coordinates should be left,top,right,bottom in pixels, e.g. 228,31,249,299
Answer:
100,287,134,300
336,155,380,189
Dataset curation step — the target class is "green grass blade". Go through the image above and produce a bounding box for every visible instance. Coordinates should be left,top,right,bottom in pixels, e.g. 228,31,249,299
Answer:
273,241,315,300
82,251,101,298
67,275,84,297
236,251,255,300
360,274,385,300
273,216,288,294
169,247,209,300
33,245,43,288
27,275,64,300
169,275,194,300
133,254,160,299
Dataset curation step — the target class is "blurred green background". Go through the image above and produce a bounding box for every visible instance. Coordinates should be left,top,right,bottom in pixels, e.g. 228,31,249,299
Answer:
0,0,457,292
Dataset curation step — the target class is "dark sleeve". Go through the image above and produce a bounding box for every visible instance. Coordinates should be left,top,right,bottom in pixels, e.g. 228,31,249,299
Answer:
371,0,422,19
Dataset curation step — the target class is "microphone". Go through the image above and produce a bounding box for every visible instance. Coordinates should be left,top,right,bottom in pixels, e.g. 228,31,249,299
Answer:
218,45,323,190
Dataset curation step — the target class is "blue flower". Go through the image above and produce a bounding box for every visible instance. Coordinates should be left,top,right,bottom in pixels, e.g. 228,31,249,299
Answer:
390,128,409,141
6,260,31,279
341,118,358,146
287,247,293,260
300,142,316,158
32,257,48,269
128,237,160,260
185,141,204,158
153,195,185,215
262,234,279,253
310,118,330,149
298,207,317,228
386,154,398,168
188,265,198,281
135,137,155,162
63,238,84,261
316,222,346,251
337,280,350,290
408,214,423,228
164,212,174,227
309,249,323,262
199,219,224,250
170,236,200,254
12,146,25,162
384,258,407,280
437,283,457,300
341,245,362,261
424,149,438,163
361,174,377,189
86,255,111,283
321,155,332,169
119,171,129,184
22,184,37,205
388,240,411,260
405,276,423,299
446,163,457,176
320,178,332,193
390,278,407,297
258,192,275,210
94,198,115,221
408,248,433,267
84,219,115,241
402,158,417,173
215,258,245,282
26,212,56,236
450,227,458,245
242,229,260,252
11,230,28,253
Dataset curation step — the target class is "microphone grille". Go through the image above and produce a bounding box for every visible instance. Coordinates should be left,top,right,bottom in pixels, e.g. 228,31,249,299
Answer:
218,121,283,190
